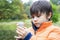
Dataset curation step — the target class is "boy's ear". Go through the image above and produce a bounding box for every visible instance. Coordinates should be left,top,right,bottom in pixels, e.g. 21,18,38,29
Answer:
48,12,52,19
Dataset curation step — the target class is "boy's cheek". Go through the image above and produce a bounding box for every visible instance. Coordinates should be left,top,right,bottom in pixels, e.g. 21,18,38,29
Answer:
31,19,34,22
31,19,33,22
31,19,35,23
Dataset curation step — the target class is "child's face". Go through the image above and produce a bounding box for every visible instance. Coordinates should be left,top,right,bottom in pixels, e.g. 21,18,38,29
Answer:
31,13,48,28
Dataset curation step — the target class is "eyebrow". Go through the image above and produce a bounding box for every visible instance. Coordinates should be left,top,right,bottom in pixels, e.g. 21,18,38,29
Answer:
31,13,41,17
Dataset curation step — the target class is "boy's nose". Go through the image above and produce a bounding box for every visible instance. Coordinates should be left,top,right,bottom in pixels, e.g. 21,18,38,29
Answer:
34,17,38,22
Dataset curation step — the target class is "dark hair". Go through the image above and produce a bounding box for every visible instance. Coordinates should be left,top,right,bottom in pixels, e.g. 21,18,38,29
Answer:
30,1,53,20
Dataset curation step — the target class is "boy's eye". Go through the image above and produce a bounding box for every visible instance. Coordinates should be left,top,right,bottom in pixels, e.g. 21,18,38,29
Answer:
31,15,40,18
37,16,40,17
31,16,34,18
31,16,40,18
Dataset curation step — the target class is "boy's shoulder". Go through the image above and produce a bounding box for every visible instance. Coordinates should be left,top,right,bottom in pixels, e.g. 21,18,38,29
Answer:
48,25,60,39
52,25,60,30
47,25,60,32
52,25,60,32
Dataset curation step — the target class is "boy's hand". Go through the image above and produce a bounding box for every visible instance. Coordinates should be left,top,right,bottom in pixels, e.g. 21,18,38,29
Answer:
16,26,29,39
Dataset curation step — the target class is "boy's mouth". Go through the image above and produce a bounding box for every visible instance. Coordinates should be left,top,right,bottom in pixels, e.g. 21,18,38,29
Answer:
34,23,40,26
35,23,41,27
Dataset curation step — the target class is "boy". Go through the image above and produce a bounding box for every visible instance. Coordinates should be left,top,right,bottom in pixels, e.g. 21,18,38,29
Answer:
16,0,60,40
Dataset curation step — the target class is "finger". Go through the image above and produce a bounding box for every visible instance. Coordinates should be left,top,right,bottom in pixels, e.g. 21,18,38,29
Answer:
14,36,22,39
16,29,26,37
16,30,24,36
17,26,25,31
16,26,27,34
16,28,26,35
16,27,24,32
23,27,27,29
16,28,25,34
17,26,28,33
18,26,27,30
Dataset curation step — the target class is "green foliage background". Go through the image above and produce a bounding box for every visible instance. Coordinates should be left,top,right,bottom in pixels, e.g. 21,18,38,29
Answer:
0,0,28,20
0,0,60,40
0,20,31,40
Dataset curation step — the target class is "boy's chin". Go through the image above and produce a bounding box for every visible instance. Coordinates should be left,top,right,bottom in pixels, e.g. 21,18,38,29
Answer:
35,24,40,28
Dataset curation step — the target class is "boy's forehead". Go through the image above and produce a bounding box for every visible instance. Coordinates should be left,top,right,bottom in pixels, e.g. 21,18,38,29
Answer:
31,13,41,16
31,12,46,16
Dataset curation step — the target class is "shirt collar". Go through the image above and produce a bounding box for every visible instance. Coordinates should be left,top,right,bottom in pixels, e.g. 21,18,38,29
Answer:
32,21,52,31
37,21,52,32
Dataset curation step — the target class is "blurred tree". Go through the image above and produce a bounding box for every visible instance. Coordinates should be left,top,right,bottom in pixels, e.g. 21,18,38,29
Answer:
24,0,33,18
56,5,60,13
50,0,60,5
57,1,60,5
0,0,28,20
50,2,59,23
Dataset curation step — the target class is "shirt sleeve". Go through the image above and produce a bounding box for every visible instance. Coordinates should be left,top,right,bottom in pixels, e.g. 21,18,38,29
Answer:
24,32,32,40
